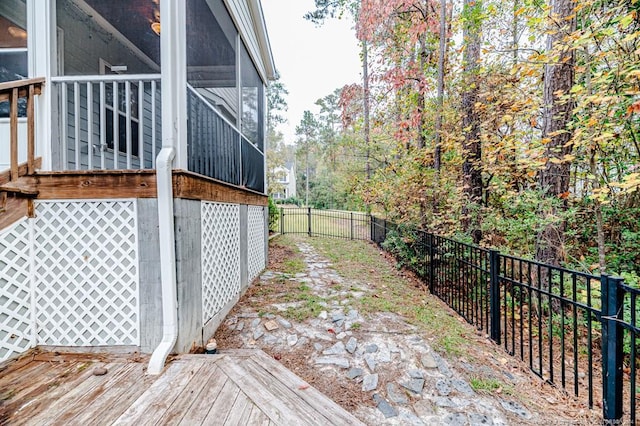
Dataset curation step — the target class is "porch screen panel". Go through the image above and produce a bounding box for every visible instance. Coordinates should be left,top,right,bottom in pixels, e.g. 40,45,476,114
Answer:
57,0,160,76
240,43,264,151
187,0,238,124
55,0,161,171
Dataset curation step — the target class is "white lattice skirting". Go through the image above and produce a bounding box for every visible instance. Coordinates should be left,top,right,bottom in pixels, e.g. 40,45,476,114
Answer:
33,201,140,347
0,219,33,362
201,202,241,324
247,206,266,282
0,200,140,362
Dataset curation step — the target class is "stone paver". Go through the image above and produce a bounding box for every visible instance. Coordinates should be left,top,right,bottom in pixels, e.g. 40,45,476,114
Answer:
222,241,548,425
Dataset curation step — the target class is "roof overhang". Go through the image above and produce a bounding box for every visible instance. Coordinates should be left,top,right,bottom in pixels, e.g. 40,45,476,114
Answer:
247,0,278,82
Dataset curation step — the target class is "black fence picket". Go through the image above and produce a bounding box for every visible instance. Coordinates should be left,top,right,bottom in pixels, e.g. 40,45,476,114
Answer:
277,208,639,424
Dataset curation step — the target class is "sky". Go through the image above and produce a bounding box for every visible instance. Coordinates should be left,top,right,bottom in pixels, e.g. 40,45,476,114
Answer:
261,0,362,144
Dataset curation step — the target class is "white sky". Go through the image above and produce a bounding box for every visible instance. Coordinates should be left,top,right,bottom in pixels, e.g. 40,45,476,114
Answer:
261,0,362,144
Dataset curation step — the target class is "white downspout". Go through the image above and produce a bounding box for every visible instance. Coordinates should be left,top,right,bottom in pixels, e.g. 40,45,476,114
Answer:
148,0,185,375
147,147,177,375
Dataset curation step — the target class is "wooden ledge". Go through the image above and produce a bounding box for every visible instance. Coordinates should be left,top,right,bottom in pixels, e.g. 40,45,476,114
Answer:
0,78,44,102
173,170,268,206
27,169,267,206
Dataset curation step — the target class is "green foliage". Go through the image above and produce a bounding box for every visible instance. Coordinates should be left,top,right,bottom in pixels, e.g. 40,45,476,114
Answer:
380,228,425,274
268,197,279,232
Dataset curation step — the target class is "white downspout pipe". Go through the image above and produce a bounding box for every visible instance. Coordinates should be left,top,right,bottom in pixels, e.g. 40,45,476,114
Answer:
147,147,177,375
148,0,185,375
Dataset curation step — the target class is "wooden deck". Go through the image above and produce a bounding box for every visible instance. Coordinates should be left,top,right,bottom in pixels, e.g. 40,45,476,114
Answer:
0,349,364,426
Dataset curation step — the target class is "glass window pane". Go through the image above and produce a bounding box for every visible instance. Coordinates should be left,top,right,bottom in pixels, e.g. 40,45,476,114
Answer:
186,0,238,124
0,1,27,117
0,7,27,49
240,43,264,149
56,0,160,75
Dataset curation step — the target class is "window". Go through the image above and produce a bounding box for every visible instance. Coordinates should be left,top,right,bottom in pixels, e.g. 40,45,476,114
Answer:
102,60,140,157
0,1,28,117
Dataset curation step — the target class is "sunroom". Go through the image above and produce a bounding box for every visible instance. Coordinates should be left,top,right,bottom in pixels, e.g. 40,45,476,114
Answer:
0,0,275,373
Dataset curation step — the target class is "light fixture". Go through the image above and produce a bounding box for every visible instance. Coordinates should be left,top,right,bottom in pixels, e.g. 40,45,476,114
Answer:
7,26,27,40
151,22,161,35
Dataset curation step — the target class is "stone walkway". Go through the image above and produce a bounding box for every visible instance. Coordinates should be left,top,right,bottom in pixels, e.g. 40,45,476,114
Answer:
219,241,548,425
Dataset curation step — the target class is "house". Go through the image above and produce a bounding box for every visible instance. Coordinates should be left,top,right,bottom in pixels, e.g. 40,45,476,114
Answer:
271,161,296,200
0,0,276,374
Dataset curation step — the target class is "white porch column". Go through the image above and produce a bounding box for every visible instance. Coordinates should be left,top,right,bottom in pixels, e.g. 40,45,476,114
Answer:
161,0,188,169
26,0,55,171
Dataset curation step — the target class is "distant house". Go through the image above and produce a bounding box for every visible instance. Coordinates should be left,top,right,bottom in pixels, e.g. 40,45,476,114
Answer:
271,161,296,200
0,0,276,374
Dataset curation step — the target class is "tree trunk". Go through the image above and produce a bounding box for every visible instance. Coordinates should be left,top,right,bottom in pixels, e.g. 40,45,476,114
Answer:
363,41,371,180
461,0,483,244
418,33,428,150
434,0,446,172
535,0,577,268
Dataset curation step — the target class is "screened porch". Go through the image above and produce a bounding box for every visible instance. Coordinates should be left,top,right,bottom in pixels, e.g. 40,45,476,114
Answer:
0,0,267,193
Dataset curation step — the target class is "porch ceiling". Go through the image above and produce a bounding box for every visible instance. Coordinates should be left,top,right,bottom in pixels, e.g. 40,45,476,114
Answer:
83,0,161,65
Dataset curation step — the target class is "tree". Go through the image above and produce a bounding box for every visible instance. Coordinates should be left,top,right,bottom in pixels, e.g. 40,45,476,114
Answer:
434,0,447,172
295,111,320,206
266,78,289,197
535,0,577,267
461,0,484,244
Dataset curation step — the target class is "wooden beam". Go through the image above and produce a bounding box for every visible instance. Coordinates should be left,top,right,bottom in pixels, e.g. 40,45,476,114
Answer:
0,157,42,186
173,170,267,206
2,169,265,205
33,171,158,200
10,88,18,181
0,77,45,92
0,78,43,102
27,84,35,175
0,195,31,229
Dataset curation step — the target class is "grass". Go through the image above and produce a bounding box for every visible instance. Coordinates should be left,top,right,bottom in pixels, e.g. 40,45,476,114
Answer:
280,283,326,321
306,236,473,357
282,258,306,275
470,377,514,395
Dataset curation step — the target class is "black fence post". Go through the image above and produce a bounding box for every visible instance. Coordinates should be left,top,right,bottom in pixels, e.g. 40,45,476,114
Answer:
383,219,387,241
307,207,312,237
350,212,354,240
601,275,624,423
428,233,435,294
489,249,501,344
370,215,374,242
280,207,284,235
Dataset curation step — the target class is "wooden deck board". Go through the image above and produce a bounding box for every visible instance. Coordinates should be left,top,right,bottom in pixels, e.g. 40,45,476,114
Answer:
222,390,253,425
65,363,152,426
176,366,229,426
247,405,271,426
240,357,337,425
250,350,365,425
216,355,323,426
200,378,241,425
112,360,207,425
6,362,98,424
40,363,133,425
0,350,362,426
156,363,222,425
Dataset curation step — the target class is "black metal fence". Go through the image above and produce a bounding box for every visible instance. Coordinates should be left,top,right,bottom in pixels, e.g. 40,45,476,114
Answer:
275,207,371,240
279,209,639,424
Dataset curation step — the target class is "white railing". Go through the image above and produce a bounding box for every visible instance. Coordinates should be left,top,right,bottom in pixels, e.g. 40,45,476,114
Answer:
52,74,161,171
